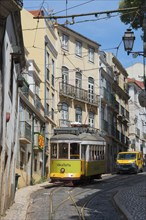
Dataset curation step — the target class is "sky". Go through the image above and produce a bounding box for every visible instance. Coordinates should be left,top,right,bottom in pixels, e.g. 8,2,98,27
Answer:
23,0,143,69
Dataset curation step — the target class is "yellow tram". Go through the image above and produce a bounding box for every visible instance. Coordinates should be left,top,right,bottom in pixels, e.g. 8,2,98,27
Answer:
49,127,106,184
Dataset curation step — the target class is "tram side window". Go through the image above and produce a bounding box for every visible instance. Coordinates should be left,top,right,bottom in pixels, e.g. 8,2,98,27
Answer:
81,145,86,159
59,143,68,159
89,145,105,160
96,146,104,160
51,144,57,159
70,143,80,159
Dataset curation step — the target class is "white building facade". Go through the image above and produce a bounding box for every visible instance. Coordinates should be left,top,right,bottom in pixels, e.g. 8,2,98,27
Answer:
0,0,25,216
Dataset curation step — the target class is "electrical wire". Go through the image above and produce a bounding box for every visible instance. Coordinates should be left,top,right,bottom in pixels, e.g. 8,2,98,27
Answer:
52,0,96,15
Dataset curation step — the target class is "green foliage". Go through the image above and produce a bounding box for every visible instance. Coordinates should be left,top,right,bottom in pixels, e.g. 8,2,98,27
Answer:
119,0,145,29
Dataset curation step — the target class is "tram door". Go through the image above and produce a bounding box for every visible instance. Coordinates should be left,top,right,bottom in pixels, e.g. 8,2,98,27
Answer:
81,145,87,176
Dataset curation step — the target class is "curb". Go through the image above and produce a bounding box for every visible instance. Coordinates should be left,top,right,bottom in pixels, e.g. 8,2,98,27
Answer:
113,192,133,220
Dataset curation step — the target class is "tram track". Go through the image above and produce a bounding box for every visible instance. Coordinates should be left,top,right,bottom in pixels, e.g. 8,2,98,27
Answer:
47,173,145,220
26,173,145,220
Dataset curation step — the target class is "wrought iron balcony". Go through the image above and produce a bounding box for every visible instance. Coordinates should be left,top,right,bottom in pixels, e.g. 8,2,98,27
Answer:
19,121,31,144
59,119,71,127
59,82,99,106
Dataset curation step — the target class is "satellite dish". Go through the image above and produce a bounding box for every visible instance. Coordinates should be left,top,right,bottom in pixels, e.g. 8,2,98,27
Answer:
138,90,146,107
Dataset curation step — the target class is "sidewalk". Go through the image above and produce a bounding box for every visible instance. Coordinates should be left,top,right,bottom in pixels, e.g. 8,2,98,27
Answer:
1,182,52,220
1,178,146,220
114,180,146,220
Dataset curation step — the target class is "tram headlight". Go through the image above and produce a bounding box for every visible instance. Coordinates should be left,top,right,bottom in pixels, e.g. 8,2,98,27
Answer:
60,168,65,173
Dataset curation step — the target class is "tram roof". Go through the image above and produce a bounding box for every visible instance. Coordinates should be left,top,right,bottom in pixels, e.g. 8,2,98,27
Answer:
50,134,81,142
50,132,106,145
79,133,106,144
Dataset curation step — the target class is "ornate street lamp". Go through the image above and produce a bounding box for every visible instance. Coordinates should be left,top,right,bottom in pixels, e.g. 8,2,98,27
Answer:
122,29,135,54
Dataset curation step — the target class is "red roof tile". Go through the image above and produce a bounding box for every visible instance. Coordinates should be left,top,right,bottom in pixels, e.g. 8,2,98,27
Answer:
128,78,144,89
29,10,44,17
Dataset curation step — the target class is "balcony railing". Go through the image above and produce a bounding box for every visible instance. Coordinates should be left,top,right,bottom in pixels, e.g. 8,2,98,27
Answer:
19,121,31,144
59,82,99,106
59,119,71,127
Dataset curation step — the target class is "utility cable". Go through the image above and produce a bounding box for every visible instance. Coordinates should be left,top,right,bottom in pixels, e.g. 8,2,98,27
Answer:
52,0,95,15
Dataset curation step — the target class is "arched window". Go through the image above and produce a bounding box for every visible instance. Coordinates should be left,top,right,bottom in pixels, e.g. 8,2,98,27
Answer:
76,72,82,88
89,111,94,127
76,72,82,98
88,77,94,103
61,102,69,127
62,66,69,94
62,66,68,84
75,106,82,123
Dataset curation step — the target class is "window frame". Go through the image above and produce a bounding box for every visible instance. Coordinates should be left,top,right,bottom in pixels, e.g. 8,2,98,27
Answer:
62,34,69,51
75,40,82,57
88,47,94,63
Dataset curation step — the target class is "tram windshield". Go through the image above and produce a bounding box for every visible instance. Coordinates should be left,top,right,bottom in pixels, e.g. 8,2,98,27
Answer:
70,143,80,159
59,143,68,159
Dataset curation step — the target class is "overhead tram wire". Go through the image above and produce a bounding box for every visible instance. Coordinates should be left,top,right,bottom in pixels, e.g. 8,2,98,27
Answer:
52,0,96,16
33,7,139,20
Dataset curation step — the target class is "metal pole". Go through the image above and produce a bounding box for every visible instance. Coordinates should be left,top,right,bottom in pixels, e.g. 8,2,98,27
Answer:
42,42,47,177
42,124,46,177
30,114,35,185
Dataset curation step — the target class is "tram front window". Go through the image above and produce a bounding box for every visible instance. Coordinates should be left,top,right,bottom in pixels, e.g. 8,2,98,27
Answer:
70,143,80,159
51,144,57,159
59,143,68,159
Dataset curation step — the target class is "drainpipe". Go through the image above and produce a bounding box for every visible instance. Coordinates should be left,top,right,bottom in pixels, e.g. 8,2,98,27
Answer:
30,113,35,185
42,41,47,177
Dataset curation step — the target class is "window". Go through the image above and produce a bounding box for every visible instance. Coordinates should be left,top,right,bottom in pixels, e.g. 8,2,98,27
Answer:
62,66,69,93
9,58,14,100
62,34,69,50
46,52,50,81
46,88,49,103
89,111,94,127
61,103,69,126
62,66,68,83
76,107,82,123
88,77,94,103
76,72,82,88
51,144,57,158
75,41,82,57
35,84,40,96
52,59,54,86
46,103,49,115
59,143,68,159
46,67,50,81
89,145,105,161
70,143,80,159
88,47,94,62
76,72,82,98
